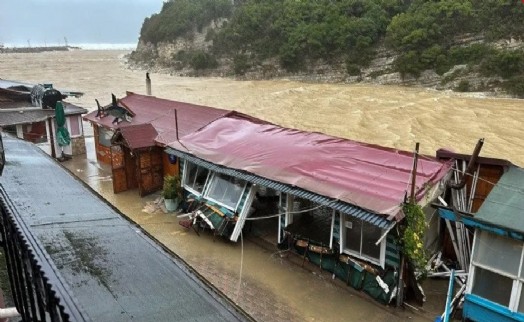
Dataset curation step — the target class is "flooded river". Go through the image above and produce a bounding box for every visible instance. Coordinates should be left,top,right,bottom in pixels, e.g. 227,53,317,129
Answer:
0,49,523,165
0,49,521,321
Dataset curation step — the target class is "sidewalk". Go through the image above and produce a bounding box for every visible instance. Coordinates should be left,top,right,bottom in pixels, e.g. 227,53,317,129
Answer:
62,139,444,322
1,135,247,321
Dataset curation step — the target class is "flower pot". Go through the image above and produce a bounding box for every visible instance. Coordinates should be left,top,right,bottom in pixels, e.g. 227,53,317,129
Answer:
164,198,179,212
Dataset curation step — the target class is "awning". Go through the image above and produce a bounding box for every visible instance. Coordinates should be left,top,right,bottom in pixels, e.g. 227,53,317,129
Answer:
0,109,53,126
111,123,158,150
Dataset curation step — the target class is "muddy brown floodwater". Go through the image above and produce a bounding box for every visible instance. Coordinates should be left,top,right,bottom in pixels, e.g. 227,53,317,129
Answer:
1,49,522,321
63,138,439,322
0,49,523,165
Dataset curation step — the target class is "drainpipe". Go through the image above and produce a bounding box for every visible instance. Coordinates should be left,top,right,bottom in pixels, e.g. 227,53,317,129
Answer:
449,138,484,190
146,72,152,96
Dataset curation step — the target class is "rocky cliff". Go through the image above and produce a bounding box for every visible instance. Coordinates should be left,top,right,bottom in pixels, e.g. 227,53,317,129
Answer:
128,29,523,96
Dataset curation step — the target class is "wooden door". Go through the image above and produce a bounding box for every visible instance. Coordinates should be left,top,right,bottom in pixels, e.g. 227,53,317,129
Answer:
111,145,127,193
124,147,138,189
138,148,163,196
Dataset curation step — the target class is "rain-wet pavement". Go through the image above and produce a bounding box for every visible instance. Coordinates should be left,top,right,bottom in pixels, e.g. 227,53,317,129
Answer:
55,136,448,322
0,134,248,321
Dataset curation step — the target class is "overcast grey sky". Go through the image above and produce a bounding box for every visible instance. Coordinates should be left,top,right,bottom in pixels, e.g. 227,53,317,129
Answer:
0,0,164,46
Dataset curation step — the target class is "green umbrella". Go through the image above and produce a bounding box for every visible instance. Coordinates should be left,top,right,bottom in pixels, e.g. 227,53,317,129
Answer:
55,101,70,147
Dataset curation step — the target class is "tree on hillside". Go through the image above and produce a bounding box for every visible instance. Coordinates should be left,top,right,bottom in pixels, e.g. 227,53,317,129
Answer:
139,0,233,44
386,0,474,77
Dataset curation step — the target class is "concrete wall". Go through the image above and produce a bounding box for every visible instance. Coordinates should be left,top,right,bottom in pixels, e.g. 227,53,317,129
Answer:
71,136,86,155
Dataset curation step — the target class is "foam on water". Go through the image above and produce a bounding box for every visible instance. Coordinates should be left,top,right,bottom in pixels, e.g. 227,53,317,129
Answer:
72,43,137,50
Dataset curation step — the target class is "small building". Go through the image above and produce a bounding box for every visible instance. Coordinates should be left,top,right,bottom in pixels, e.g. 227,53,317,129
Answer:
439,165,524,322
48,102,88,157
0,107,53,143
110,123,163,196
83,92,232,195
0,80,87,157
167,112,453,304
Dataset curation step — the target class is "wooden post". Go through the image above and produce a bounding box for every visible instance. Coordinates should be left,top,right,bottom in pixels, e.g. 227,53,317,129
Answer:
410,142,420,203
397,142,420,307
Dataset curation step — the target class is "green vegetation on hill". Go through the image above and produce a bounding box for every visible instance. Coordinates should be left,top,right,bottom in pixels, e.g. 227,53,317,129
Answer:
139,0,233,43
134,0,524,97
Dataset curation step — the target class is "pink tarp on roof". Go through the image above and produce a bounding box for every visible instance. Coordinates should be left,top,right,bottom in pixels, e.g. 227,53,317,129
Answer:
169,113,452,220
83,92,231,146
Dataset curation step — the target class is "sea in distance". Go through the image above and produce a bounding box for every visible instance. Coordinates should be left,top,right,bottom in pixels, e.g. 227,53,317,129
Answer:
1,42,137,50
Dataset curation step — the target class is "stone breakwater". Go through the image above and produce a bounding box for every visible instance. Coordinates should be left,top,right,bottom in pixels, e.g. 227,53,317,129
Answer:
0,46,77,54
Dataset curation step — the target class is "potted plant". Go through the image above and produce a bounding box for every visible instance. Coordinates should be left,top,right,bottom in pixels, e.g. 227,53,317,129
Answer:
162,174,182,212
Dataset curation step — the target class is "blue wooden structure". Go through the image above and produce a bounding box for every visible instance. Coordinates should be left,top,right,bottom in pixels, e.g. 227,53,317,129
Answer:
438,165,524,322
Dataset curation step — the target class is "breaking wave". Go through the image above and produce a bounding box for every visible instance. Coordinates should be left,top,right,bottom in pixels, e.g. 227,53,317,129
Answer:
71,43,137,50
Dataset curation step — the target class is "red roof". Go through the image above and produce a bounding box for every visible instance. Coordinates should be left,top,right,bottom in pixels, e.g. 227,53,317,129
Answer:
114,123,158,150
169,113,452,220
83,92,231,146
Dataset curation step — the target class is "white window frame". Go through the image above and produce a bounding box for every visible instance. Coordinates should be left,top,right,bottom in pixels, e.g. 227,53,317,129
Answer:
182,161,210,197
203,172,247,212
467,230,524,313
340,213,386,268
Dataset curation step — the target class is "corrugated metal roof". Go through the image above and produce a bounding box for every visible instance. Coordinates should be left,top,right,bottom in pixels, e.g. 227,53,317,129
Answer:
0,103,87,127
475,165,524,233
114,123,158,150
167,148,392,229
0,78,34,90
0,109,53,126
167,112,452,221
62,102,88,116
83,92,231,145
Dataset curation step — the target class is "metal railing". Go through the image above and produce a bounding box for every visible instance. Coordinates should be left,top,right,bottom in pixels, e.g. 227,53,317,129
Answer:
0,187,89,321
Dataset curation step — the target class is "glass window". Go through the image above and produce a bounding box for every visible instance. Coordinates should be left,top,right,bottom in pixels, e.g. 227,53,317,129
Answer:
205,173,246,209
345,219,361,254
472,266,512,307
473,230,522,276
344,218,382,262
184,162,209,194
362,223,382,260
519,289,524,313
520,255,524,280
279,192,287,211
98,127,113,147
69,116,81,136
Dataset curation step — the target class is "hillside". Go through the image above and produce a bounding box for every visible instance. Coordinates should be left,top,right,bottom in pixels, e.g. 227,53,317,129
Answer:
128,0,524,97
